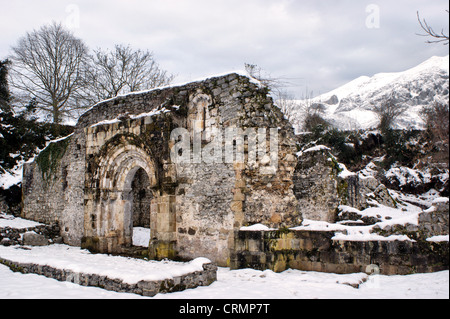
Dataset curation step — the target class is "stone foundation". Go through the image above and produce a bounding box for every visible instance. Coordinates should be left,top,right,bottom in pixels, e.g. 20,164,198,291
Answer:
0,224,61,247
231,230,449,275
0,255,217,297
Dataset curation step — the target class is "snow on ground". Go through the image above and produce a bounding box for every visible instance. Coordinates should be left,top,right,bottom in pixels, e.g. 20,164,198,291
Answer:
0,163,23,190
0,212,44,229
0,263,144,299
157,268,449,300
0,212,448,299
0,134,73,191
238,188,449,243
0,262,447,299
0,245,210,284
291,186,448,243
291,217,417,242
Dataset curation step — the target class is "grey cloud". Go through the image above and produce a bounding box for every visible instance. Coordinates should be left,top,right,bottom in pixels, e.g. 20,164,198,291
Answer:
1,0,448,98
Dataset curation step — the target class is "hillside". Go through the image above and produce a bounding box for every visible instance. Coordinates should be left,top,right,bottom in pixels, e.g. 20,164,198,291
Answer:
282,55,449,132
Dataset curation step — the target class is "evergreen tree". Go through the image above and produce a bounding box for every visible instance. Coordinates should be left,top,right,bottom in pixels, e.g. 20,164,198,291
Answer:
0,59,11,112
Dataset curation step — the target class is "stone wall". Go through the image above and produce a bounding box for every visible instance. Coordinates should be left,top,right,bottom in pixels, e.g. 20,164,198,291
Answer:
293,146,400,223
0,256,217,297
231,230,449,275
0,223,61,247
293,148,342,222
369,199,449,241
21,131,87,248
418,200,449,237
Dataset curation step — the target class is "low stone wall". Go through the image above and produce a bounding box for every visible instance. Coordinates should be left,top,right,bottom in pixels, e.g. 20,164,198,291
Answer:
230,230,449,275
418,201,449,238
0,256,217,297
0,224,61,246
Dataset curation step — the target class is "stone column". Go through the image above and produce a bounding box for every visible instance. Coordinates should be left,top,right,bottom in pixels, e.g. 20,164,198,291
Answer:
148,194,177,260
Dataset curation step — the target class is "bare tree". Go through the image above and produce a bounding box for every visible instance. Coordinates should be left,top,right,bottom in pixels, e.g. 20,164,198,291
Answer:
83,44,174,104
9,22,89,124
245,63,281,90
417,10,449,45
421,102,449,166
293,89,330,132
373,96,408,132
244,63,294,99
274,89,297,117
245,63,323,132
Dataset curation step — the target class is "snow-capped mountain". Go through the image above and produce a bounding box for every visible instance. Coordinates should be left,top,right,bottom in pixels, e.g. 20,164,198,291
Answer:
282,55,449,132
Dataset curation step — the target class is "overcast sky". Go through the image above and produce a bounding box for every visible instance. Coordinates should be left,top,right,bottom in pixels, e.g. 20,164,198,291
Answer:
1,0,448,98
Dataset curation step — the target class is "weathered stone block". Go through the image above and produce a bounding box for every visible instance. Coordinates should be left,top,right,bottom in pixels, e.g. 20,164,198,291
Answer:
22,232,49,246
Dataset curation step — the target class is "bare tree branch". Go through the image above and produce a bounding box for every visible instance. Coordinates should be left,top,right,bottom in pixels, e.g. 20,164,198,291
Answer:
9,22,89,123
416,11,449,45
82,44,174,105
373,95,408,131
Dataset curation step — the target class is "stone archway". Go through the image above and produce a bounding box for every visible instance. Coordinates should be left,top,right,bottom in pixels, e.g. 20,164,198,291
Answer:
83,139,176,256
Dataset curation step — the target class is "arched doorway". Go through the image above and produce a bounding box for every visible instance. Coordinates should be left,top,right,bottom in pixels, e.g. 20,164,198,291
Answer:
123,167,153,248
83,136,178,259
84,140,162,255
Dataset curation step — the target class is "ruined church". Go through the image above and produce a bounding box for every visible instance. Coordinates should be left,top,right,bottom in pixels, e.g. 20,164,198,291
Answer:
21,72,448,274
22,73,301,266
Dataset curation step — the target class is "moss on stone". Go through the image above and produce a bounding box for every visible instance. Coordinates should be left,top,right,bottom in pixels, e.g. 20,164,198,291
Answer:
337,179,349,205
35,136,71,185
81,236,100,253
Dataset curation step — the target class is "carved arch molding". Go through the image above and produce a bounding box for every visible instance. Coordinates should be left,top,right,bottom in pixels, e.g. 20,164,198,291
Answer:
82,134,176,258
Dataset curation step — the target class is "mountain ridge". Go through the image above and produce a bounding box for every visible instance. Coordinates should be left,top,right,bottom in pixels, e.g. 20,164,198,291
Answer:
283,55,449,132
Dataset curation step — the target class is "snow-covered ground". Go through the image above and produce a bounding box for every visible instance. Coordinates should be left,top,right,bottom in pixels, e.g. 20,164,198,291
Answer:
1,211,448,299
0,161,24,190
0,261,448,299
0,212,44,229
244,188,449,243
0,245,210,284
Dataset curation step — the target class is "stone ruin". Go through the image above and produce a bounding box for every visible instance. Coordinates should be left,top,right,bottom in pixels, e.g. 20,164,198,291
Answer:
21,72,448,274
22,73,300,266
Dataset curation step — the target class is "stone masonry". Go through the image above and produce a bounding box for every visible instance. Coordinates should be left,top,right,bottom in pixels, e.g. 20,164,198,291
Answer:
22,73,301,267
231,229,448,275
0,256,217,297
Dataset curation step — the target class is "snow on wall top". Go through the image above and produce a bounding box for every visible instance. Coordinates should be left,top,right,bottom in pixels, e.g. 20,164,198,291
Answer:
78,70,262,128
